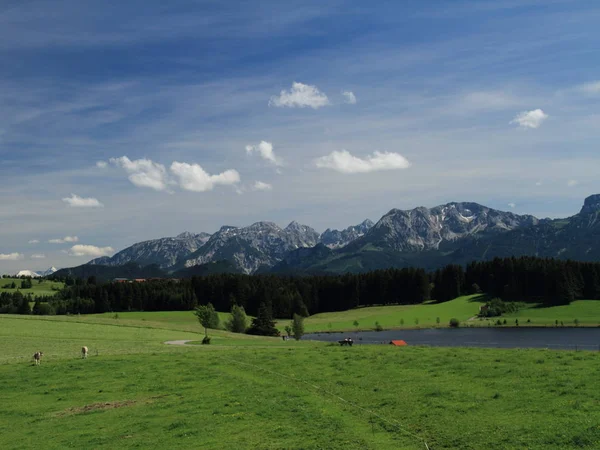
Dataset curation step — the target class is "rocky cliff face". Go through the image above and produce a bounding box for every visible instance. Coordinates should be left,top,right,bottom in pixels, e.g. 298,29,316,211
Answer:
362,202,539,252
181,221,320,274
88,232,211,268
320,219,374,248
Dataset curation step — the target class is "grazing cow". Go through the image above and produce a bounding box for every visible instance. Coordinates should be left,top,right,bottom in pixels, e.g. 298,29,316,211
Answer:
81,346,88,359
33,351,43,365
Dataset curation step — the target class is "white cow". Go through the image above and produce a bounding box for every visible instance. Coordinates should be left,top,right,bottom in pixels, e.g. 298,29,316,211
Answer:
33,351,43,365
81,346,88,359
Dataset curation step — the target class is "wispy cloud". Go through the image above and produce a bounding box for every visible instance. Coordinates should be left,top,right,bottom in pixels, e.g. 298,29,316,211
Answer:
110,156,170,191
62,193,104,208
269,82,329,109
68,244,114,257
510,109,548,129
342,91,357,104
567,180,578,187
245,141,283,166
31,253,46,259
315,150,411,174
578,81,600,95
252,181,273,191
49,236,79,244
28,239,40,244
508,202,516,208
170,162,240,192
96,161,108,169
0,252,24,261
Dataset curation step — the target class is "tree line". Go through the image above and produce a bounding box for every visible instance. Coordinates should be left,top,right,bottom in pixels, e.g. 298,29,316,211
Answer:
3,256,598,317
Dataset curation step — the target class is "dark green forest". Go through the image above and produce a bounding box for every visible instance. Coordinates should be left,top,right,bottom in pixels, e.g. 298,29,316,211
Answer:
2,257,599,318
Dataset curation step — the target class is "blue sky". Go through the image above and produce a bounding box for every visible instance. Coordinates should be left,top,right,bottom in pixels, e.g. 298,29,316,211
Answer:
1,0,600,272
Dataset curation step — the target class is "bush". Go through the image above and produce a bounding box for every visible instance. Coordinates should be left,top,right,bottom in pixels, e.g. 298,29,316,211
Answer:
202,336,211,345
292,314,304,340
226,305,248,333
479,298,522,318
374,321,383,331
32,301,54,315
449,318,460,328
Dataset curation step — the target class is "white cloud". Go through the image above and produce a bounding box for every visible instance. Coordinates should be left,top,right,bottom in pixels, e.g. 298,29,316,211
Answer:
48,236,79,244
62,193,104,208
110,156,169,191
567,180,578,187
31,254,46,259
315,150,411,174
170,162,240,192
269,82,330,109
96,161,108,169
507,202,516,208
0,252,24,261
578,81,600,95
510,109,548,129
535,181,543,186
253,181,273,191
342,91,357,104
245,141,283,166
28,239,39,244
68,244,114,257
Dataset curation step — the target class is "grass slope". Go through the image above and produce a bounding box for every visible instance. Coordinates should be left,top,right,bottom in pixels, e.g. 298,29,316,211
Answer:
502,300,600,326
287,295,484,333
0,278,64,298
1,313,599,449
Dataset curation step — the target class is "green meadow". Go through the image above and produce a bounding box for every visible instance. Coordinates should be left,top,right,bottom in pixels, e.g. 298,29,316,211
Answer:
0,277,64,298
1,313,599,449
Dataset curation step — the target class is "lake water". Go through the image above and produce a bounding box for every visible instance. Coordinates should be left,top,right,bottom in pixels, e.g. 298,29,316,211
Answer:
303,327,600,350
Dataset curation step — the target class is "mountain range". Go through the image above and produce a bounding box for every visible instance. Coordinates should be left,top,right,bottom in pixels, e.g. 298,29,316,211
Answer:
11,267,58,278
55,194,600,278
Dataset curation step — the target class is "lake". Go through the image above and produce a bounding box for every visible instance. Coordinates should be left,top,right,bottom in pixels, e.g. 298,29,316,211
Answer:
303,327,600,350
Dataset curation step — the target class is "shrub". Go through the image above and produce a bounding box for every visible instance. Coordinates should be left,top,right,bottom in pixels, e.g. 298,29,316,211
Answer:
201,336,211,345
374,321,383,331
574,318,580,327
292,314,304,340
226,305,248,333
449,318,460,328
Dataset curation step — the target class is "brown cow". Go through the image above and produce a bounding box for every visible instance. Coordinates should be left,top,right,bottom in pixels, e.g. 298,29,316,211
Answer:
81,346,88,359
33,351,43,365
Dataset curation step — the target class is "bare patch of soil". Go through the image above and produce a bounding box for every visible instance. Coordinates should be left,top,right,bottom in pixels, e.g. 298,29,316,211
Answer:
54,400,136,417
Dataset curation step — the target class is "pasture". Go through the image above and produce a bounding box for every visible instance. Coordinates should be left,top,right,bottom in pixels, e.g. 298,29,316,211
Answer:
290,295,485,332
1,313,599,449
0,277,64,298
502,300,600,326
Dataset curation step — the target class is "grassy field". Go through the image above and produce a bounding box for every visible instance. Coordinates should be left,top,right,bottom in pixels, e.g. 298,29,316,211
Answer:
1,313,599,449
287,295,485,333
501,300,600,326
0,277,64,298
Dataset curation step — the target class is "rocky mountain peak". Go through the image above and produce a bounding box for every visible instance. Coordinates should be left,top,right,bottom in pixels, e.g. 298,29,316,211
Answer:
320,219,375,249
580,194,600,215
176,231,195,239
360,219,375,228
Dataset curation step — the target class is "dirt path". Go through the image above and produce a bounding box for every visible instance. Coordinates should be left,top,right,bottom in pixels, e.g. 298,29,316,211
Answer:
164,340,195,346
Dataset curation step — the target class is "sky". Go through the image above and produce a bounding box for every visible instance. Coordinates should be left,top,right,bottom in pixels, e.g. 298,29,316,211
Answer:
1,0,600,273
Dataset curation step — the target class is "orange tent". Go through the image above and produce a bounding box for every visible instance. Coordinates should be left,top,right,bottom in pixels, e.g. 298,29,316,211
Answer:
389,340,407,346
